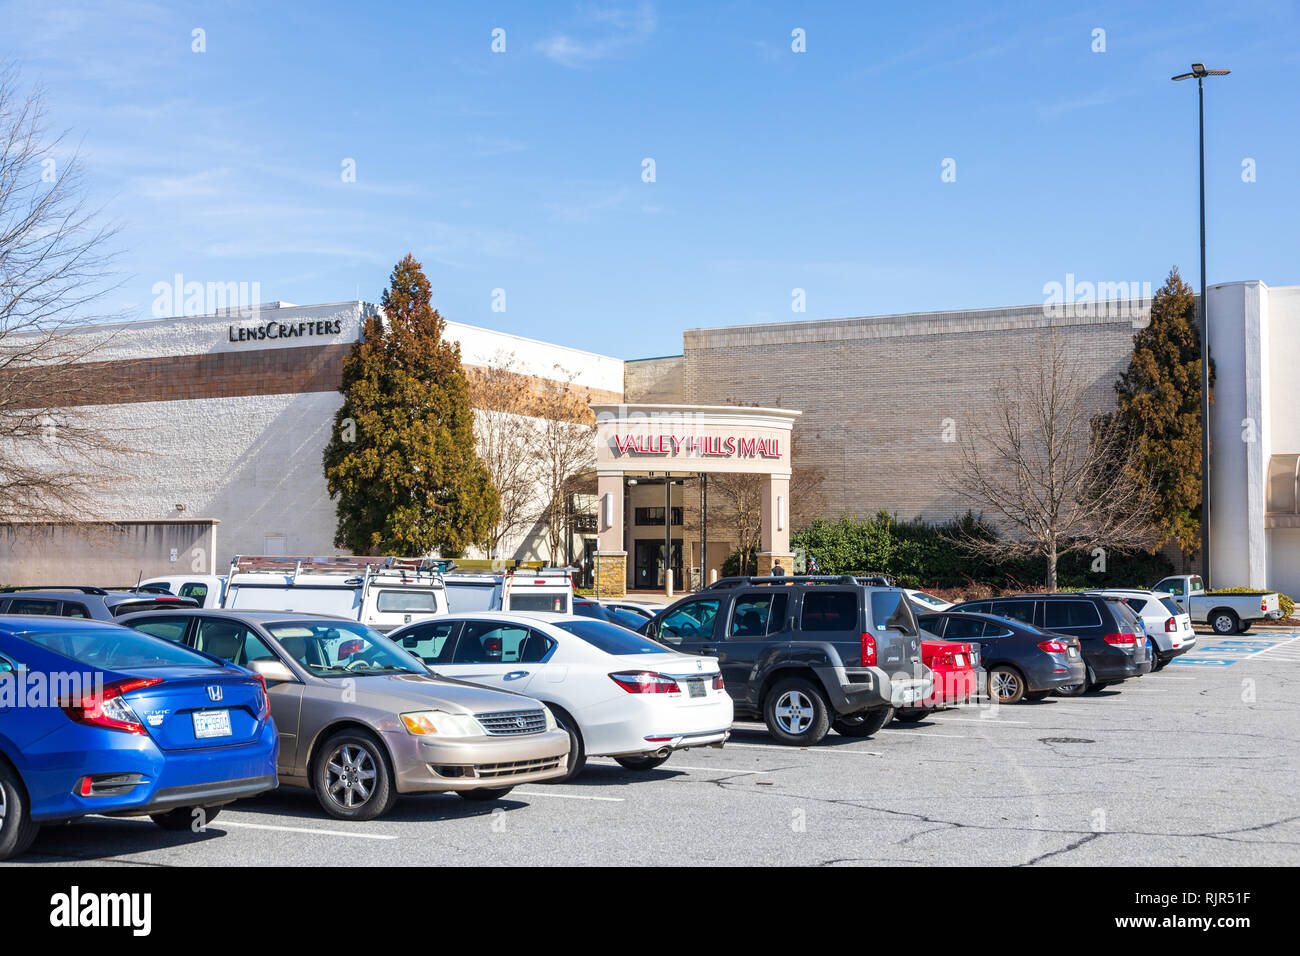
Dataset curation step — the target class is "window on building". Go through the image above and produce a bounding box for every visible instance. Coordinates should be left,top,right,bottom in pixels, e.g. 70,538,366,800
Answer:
634,507,683,526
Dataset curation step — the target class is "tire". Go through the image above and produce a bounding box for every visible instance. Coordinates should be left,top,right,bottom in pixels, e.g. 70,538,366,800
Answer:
833,706,894,737
763,677,832,745
0,761,40,861
313,730,397,821
891,707,930,723
615,754,671,771
1024,690,1052,701
1210,609,1240,635
457,787,514,801
1237,622,1252,634
1055,683,1085,697
987,666,1026,704
150,806,221,831
549,707,587,781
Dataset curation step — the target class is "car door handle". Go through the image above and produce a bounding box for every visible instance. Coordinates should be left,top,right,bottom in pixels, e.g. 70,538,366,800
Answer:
503,670,530,681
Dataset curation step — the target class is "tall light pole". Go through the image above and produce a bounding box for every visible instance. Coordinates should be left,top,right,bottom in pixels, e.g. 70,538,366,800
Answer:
1172,62,1229,586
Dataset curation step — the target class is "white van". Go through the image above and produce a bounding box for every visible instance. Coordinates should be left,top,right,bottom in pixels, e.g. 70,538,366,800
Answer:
501,568,575,614
222,556,449,632
138,574,227,608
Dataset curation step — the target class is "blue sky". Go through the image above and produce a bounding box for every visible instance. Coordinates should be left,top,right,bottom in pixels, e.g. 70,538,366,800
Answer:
2,0,1296,358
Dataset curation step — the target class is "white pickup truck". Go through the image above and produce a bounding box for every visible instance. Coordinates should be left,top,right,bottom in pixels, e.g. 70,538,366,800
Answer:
1151,574,1283,635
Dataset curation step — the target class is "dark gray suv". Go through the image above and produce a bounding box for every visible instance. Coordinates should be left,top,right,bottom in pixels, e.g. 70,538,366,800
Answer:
641,575,930,746
0,586,199,621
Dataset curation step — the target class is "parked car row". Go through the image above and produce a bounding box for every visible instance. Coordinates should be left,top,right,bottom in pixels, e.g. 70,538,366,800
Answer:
0,565,1244,862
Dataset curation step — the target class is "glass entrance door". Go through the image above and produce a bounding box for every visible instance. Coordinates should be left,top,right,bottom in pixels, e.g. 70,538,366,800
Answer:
634,539,682,590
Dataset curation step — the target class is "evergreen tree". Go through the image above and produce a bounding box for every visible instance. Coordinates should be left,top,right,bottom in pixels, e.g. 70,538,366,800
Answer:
323,255,501,556
1097,266,1213,561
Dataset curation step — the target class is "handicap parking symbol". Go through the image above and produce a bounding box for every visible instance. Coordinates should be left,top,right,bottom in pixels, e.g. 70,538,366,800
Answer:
1170,657,1236,666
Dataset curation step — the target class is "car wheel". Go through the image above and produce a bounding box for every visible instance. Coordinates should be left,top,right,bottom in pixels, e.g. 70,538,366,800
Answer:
764,677,832,745
834,706,894,736
1024,690,1052,701
0,761,40,861
987,666,1025,704
457,787,514,801
1237,621,1252,634
549,707,587,781
615,754,671,770
891,707,930,723
1211,609,1240,635
313,730,397,821
150,806,221,831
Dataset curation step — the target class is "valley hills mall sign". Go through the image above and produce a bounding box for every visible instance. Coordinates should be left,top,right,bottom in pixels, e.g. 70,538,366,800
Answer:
594,404,799,476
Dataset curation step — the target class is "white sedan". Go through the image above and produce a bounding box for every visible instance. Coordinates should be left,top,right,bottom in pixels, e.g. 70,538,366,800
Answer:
384,611,733,780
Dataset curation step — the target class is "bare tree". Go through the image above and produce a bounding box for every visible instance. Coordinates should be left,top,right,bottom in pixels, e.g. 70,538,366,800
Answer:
0,66,128,524
526,364,596,565
948,339,1157,589
465,351,540,558
708,471,763,574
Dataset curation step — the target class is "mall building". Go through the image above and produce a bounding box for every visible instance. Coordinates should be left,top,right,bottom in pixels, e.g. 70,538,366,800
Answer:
1,280,1297,599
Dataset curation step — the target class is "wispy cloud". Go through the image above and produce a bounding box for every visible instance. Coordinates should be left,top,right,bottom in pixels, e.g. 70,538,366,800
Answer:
537,1,656,68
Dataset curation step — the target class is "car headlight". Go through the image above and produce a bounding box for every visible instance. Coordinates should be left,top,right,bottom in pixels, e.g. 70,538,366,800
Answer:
542,704,557,731
400,711,485,737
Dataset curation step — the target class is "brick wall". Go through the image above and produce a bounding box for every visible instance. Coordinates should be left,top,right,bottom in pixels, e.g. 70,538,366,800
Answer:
678,304,1140,524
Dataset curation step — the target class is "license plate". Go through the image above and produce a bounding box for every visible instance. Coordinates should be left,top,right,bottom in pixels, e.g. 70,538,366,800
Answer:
687,680,705,699
193,710,232,739
1068,647,1079,659
953,654,965,666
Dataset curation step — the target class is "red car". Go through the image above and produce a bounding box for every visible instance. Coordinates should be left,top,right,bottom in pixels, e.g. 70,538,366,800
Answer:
894,638,979,722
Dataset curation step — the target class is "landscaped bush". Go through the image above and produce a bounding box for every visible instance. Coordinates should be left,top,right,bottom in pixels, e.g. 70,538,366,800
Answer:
791,511,1175,593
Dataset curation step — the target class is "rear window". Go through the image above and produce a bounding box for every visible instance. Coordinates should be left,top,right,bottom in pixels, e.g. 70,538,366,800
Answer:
510,592,569,613
16,626,218,669
909,591,949,607
869,591,918,636
800,591,858,632
1159,598,1181,616
553,619,670,656
110,599,193,616
445,582,500,611
375,589,439,613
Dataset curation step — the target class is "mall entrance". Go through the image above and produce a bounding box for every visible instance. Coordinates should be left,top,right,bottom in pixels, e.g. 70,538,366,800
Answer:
589,403,802,598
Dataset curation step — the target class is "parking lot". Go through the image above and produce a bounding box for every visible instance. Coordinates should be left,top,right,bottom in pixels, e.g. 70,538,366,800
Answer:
10,629,1298,868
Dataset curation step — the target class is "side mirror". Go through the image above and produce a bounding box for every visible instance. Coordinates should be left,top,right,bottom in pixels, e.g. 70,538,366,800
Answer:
250,659,298,684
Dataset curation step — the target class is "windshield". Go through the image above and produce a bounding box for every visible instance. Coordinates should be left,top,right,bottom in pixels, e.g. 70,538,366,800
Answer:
265,620,425,677
909,591,949,607
553,619,672,655
17,626,219,670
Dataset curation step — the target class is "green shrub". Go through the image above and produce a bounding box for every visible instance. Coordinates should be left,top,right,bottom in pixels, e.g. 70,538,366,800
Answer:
721,546,757,578
791,511,1175,593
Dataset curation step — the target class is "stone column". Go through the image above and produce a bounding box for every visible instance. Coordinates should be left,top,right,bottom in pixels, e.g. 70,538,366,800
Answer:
595,471,627,597
757,473,793,577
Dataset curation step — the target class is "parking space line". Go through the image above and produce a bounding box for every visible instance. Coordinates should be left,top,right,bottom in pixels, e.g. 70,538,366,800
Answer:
220,821,399,840
665,764,770,774
728,743,882,755
927,716,1030,725
514,790,625,802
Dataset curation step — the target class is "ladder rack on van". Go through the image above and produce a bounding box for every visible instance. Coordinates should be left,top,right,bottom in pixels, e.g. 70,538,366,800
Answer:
500,566,577,606
227,554,446,586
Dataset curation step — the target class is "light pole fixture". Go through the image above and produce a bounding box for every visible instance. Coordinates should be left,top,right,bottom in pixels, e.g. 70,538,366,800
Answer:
1172,62,1230,587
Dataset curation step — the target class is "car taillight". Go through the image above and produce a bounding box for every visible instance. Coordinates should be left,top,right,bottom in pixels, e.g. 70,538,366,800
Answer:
609,671,680,694
937,653,955,667
61,677,164,734
712,674,725,690
251,674,270,719
1165,618,1178,632
1262,600,1268,612
1103,632,1137,645
861,632,877,667
1038,639,1070,653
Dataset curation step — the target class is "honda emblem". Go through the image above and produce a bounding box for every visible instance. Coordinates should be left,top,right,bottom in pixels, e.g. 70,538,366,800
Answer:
206,685,223,702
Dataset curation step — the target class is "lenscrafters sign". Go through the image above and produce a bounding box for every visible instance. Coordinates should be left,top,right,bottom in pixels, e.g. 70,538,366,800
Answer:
228,318,344,342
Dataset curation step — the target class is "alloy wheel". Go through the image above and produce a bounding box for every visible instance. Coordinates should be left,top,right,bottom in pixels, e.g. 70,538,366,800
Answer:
325,744,377,809
774,690,815,735
992,670,1021,702
0,783,6,824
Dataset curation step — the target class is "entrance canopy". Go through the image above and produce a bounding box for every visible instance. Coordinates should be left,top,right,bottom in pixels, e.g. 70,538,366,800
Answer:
589,403,801,596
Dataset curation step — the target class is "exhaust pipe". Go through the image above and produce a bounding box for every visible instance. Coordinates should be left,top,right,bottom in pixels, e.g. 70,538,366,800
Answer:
655,747,671,758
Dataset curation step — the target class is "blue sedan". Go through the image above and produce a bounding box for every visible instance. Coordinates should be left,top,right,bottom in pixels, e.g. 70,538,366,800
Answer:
0,616,278,860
